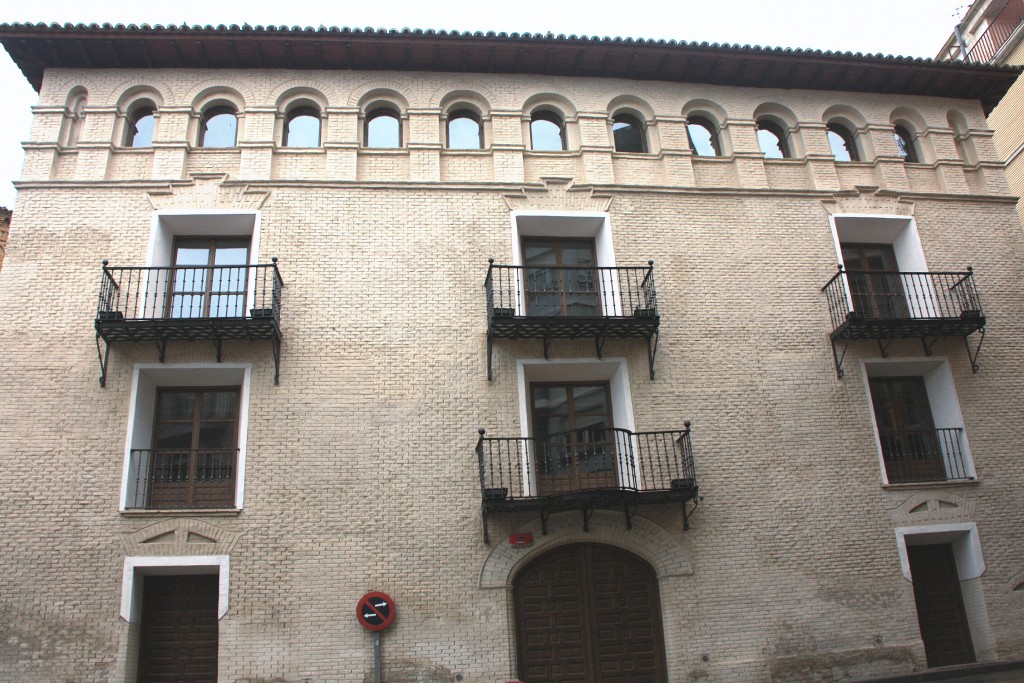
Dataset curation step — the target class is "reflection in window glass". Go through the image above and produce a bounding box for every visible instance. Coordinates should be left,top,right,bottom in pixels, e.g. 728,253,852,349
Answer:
199,107,237,148
284,108,321,148
612,114,646,153
447,110,483,149
756,120,788,159
531,111,565,151
893,126,919,163
127,108,155,148
366,109,401,148
686,118,720,157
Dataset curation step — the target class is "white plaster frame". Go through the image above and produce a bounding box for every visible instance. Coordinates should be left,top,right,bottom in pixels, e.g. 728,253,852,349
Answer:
121,555,230,622
894,522,985,581
859,357,975,485
120,363,252,510
516,358,637,496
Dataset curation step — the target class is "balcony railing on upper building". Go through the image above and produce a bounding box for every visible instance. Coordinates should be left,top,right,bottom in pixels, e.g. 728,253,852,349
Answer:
968,0,1024,63
94,259,283,386
878,428,972,484
125,448,238,510
822,266,985,378
484,260,660,380
475,424,697,542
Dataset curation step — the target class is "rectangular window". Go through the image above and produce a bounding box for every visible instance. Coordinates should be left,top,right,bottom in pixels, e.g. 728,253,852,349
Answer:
841,243,909,318
170,238,250,318
522,238,599,317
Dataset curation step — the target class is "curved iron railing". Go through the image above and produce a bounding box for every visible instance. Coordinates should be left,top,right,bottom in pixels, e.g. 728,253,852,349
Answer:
476,424,694,501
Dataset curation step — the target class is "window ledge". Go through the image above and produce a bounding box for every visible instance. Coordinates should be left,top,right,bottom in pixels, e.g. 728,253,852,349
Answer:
359,148,409,155
440,148,491,155
274,147,327,155
882,478,978,491
189,147,242,154
120,508,242,518
112,147,155,154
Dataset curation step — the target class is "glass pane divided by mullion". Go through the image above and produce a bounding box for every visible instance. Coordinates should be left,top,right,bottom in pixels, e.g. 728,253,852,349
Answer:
522,239,598,317
154,389,239,451
172,239,249,318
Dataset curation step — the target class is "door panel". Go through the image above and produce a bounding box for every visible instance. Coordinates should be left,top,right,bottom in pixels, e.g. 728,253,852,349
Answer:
907,544,976,668
531,383,617,494
138,574,219,683
515,544,667,683
842,243,908,318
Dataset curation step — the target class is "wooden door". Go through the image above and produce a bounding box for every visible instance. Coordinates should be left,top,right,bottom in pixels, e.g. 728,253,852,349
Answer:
514,544,667,683
531,383,617,495
522,239,599,317
138,574,219,683
907,544,976,668
842,243,908,318
869,377,946,483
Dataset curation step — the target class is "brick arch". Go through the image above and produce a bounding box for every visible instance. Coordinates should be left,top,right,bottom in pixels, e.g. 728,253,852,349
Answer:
479,510,692,589
107,79,175,109
268,79,340,109
430,82,497,109
348,80,415,108
183,80,255,110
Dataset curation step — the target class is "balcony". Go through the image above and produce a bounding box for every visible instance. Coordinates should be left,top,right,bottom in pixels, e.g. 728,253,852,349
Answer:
968,0,1024,63
485,260,660,380
822,267,985,378
475,425,698,543
125,448,238,510
94,260,283,386
879,428,972,485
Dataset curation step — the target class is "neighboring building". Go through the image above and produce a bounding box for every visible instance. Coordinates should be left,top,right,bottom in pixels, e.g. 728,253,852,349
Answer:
1,22,1024,683
940,0,1024,226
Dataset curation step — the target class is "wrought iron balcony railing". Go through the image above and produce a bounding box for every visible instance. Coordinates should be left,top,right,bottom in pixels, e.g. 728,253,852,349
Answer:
125,448,238,510
94,260,284,386
484,260,660,380
822,266,985,378
878,428,971,484
475,425,697,542
967,0,1024,63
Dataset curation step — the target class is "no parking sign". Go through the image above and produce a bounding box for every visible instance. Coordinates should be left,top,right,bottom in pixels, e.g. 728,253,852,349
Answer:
356,591,396,632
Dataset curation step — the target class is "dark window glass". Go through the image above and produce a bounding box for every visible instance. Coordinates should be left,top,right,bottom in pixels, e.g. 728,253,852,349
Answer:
612,114,646,153
284,107,321,148
447,110,483,149
869,377,946,483
530,382,615,494
894,126,919,163
531,110,565,151
686,117,720,157
366,108,401,148
126,107,155,148
827,123,858,162
170,238,250,319
199,106,237,148
756,120,789,159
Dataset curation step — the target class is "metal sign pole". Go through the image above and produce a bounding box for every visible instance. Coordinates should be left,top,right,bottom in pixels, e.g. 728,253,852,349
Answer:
374,631,382,683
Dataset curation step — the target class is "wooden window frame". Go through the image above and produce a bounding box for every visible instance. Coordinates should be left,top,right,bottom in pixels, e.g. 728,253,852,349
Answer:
169,237,251,319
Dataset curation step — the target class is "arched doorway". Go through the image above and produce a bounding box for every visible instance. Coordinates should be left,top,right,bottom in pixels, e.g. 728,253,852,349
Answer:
513,543,667,683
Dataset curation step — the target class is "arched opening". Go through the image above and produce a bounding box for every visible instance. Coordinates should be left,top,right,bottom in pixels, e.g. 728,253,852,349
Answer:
612,113,647,153
893,125,920,163
530,109,566,151
125,104,156,147
686,116,720,157
365,107,402,148
447,109,483,149
198,106,238,148
756,118,789,159
826,122,859,162
283,106,321,148
513,543,667,683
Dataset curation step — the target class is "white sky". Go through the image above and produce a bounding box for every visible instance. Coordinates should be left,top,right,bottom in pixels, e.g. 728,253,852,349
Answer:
0,0,972,208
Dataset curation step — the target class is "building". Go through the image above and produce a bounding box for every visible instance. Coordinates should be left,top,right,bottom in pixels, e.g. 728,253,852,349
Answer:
0,207,9,269
0,22,1023,683
940,0,1024,227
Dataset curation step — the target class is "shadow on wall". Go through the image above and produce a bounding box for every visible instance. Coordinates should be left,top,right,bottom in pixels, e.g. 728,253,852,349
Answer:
0,207,10,270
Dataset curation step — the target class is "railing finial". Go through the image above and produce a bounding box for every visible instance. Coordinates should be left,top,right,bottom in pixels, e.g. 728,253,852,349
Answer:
488,257,494,264
272,256,278,264
967,265,973,273
102,259,109,267
478,428,486,435
684,420,691,429
837,263,844,272
648,259,654,266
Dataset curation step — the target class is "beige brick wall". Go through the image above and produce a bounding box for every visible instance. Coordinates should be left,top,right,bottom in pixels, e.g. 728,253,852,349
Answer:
0,66,1022,683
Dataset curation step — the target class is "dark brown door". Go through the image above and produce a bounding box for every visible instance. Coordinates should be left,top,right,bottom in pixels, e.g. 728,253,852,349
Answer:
138,574,219,683
171,238,250,318
531,383,617,495
523,238,600,317
842,243,908,318
149,387,239,509
869,377,946,483
907,544,976,668
514,544,667,683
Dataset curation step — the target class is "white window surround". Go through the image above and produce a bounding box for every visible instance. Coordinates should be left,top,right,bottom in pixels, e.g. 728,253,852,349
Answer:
859,357,976,484
120,363,252,511
516,358,637,497
894,523,984,581
829,213,941,317
121,555,230,622
508,210,625,315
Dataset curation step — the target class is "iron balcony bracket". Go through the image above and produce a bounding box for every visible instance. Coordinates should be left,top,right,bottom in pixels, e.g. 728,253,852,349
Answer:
486,331,494,382
682,495,700,532
877,338,894,358
539,507,549,536
272,333,281,385
541,336,552,360
96,334,111,388
830,333,852,379
965,328,985,374
481,503,491,545
647,331,659,380
582,507,594,533
624,504,638,530
595,335,606,359
213,336,223,363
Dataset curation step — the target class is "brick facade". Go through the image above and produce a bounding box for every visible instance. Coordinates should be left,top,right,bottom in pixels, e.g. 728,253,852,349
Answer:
0,26,1022,683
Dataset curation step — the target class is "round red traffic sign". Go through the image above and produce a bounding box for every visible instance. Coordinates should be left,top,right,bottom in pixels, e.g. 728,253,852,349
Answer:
356,591,396,632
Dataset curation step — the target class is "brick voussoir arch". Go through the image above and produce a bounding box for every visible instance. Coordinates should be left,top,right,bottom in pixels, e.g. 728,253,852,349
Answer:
479,510,693,589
